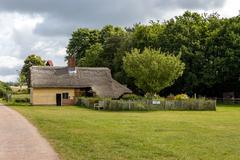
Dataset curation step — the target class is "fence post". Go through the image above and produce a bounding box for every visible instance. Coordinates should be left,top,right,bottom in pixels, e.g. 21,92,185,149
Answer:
128,100,131,110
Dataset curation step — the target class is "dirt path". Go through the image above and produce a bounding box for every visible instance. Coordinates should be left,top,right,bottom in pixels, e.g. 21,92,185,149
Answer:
0,104,59,160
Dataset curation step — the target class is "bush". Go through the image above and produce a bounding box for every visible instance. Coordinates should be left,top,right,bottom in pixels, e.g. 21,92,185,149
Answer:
175,94,189,100
87,97,100,104
16,89,28,94
77,97,111,108
77,97,99,108
0,81,12,98
144,93,165,100
166,94,175,100
14,97,30,103
121,94,142,100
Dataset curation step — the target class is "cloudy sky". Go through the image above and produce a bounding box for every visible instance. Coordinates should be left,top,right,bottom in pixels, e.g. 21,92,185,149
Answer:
0,0,239,82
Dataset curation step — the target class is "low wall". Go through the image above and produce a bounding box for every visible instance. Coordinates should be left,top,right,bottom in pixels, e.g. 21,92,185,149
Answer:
78,98,216,111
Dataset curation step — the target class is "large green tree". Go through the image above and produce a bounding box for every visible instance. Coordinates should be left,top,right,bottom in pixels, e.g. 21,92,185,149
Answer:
79,43,104,67
66,28,100,63
123,48,185,94
131,22,164,51
66,25,127,69
21,54,45,88
158,12,240,96
157,11,210,94
201,16,240,96
100,25,127,69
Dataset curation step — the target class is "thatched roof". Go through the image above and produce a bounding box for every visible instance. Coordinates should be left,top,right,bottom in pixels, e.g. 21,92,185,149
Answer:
30,66,132,98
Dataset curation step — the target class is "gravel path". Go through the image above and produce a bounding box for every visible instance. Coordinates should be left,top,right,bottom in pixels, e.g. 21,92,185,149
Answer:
0,104,59,160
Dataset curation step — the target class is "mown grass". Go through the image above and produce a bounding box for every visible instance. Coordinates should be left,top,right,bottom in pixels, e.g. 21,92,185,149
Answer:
9,104,240,160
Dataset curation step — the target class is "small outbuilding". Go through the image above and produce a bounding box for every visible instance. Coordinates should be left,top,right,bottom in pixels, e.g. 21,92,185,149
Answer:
30,58,132,106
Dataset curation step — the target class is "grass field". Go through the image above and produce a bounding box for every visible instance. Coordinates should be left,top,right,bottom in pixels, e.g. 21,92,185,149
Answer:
10,104,240,160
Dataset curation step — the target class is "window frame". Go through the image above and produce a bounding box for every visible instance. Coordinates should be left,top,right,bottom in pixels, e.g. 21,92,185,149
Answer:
62,92,69,99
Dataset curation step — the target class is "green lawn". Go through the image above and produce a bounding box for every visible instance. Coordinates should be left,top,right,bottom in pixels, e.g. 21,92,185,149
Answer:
10,104,240,160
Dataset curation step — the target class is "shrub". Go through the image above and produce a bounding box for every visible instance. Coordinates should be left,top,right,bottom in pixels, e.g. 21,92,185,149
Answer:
121,94,142,100
77,97,111,108
16,89,28,94
144,93,165,101
14,97,30,103
175,94,189,100
77,97,100,108
166,94,175,100
87,97,100,104
0,81,12,98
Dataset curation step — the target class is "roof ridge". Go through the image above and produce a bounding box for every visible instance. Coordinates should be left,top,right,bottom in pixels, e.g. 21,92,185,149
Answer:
31,66,110,70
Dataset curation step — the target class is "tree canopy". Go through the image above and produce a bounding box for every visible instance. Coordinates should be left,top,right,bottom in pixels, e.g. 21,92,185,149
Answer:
66,11,240,97
123,48,185,94
20,54,45,88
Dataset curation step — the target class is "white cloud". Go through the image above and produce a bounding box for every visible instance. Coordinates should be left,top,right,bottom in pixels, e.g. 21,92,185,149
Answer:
0,13,67,82
219,0,240,17
0,75,18,82
0,13,43,57
0,56,23,68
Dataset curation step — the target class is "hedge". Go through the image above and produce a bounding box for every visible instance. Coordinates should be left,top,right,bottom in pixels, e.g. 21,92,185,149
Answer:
13,97,30,103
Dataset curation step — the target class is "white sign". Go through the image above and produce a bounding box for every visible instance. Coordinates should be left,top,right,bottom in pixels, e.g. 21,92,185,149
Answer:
152,100,161,105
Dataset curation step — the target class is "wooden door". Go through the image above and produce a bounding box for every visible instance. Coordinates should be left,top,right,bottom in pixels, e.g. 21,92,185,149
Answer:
56,94,62,106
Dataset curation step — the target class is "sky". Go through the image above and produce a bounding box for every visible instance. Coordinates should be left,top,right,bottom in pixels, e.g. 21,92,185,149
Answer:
0,0,239,82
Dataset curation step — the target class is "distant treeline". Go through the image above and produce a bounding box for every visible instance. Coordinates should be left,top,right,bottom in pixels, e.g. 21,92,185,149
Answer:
66,11,240,97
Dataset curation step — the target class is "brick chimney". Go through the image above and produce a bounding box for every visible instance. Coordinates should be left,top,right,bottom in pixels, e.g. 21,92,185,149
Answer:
68,56,76,68
46,60,53,66
68,56,77,75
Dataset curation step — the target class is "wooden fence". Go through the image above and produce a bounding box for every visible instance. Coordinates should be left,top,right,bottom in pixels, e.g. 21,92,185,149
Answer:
78,98,216,111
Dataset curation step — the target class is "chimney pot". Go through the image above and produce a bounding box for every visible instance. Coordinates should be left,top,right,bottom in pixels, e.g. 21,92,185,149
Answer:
46,60,53,66
68,56,76,68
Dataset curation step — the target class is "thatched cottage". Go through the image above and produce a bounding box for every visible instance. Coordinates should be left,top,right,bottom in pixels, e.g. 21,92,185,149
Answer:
30,58,132,106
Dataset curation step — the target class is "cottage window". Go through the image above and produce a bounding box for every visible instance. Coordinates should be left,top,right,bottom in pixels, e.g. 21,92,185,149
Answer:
62,93,69,99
